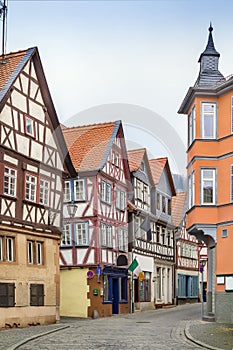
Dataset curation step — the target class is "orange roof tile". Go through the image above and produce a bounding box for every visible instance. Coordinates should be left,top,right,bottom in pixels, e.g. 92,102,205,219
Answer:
149,157,167,185
172,192,187,227
62,122,116,171
0,50,28,91
127,148,146,172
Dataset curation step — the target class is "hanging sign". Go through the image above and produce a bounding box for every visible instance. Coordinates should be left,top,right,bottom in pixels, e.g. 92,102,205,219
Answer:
96,266,102,275
87,270,95,279
138,272,145,281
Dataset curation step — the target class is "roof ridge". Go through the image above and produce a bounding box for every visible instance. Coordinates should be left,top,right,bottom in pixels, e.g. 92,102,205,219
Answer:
149,157,167,162
127,148,146,153
0,48,35,60
62,121,118,131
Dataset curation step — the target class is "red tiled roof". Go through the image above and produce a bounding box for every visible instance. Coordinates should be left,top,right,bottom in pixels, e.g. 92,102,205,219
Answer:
172,192,187,227
127,148,146,172
149,157,167,185
0,50,28,91
62,122,116,171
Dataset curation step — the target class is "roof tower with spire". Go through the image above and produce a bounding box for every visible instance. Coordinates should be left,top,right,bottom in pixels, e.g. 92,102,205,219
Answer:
195,23,225,87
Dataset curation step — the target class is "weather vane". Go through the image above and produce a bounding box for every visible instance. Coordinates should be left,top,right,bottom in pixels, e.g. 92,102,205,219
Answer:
0,0,7,57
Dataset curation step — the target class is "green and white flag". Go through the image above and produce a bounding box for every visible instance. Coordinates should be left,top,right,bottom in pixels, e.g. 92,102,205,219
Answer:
128,258,139,272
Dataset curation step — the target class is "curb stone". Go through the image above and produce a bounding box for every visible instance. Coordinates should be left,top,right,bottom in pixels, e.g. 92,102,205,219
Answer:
184,321,223,350
6,325,70,350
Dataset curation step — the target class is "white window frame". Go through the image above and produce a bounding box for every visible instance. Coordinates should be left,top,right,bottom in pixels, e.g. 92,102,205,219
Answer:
4,166,17,197
64,181,71,202
6,237,14,262
162,195,166,213
188,105,196,146
201,102,217,139
36,242,43,265
75,222,88,246
107,225,113,247
101,223,112,247
100,180,112,204
201,168,216,205
25,174,37,202
143,184,149,204
156,192,161,211
222,229,228,238
28,240,34,264
116,189,126,210
115,153,119,167
39,179,50,205
74,179,86,201
118,228,127,251
188,171,195,209
111,151,115,164
101,223,107,246
61,224,72,246
25,115,35,137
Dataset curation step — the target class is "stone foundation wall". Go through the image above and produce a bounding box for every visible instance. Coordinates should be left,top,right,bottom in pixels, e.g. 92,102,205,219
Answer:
215,292,233,324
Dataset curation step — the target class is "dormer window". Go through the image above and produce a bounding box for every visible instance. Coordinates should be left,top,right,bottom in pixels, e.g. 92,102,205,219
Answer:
25,115,35,137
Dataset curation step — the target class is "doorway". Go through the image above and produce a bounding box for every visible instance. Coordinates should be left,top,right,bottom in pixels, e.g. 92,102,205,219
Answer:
112,278,119,314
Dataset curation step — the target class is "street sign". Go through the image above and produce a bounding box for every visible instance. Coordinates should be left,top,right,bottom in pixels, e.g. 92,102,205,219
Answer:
87,270,94,279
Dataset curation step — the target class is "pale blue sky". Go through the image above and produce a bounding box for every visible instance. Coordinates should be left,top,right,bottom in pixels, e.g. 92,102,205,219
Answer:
4,0,233,174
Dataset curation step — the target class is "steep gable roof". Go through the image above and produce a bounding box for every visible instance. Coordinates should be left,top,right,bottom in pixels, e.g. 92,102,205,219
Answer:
0,47,75,177
172,192,187,227
127,148,154,186
62,120,124,172
127,148,146,172
149,157,176,195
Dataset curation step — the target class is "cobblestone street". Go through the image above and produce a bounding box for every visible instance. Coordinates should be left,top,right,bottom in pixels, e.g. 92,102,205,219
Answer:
8,304,207,350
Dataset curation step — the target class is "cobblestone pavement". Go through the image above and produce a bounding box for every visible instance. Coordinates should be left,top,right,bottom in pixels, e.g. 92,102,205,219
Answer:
0,304,232,350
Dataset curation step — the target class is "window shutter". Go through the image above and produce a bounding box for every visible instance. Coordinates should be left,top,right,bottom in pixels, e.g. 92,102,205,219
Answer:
0,283,15,307
38,284,44,306
30,284,37,306
30,284,44,306
8,283,15,307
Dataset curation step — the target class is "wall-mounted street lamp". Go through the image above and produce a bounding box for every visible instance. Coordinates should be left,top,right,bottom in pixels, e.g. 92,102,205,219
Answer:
200,259,207,320
66,202,78,218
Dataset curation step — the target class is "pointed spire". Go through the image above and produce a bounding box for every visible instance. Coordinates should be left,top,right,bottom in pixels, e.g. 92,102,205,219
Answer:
195,24,225,87
198,23,219,62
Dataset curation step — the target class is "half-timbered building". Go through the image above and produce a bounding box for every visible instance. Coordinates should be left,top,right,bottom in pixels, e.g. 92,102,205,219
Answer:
149,157,176,307
127,148,154,311
60,120,131,318
127,150,176,310
0,48,75,327
172,192,200,304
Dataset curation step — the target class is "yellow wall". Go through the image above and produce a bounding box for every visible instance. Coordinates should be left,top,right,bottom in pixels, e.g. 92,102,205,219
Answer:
60,268,90,318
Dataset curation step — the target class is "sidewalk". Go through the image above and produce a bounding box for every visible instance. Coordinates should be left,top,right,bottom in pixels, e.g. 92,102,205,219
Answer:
0,323,70,350
186,320,233,350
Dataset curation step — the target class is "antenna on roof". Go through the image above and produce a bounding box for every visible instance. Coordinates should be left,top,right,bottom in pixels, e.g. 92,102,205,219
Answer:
0,0,7,57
